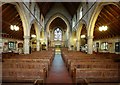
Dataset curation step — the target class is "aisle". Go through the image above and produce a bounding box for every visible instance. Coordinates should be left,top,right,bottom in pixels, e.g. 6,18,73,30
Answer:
45,54,73,84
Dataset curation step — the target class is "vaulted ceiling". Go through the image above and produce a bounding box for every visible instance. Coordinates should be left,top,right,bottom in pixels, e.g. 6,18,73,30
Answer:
1,2,120,41
37,2,80,17
1,2,80,40
2,3,23,40
49,17,67,30
37,2,80,32
94,4,120,40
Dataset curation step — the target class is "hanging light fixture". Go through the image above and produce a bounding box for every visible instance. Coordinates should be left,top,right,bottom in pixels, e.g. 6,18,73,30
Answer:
10,25,19,31
99,26,108,31
40,38,43,40
81,35,86,38
31,34,36,38
10,25,14,30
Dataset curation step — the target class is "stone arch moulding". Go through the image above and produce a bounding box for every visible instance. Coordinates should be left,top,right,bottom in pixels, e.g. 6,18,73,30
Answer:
45,13,70,33
30,19,41,40
52,26,65,32
2,2,31,54
77,19,87,32
87,2,119,37
76,19,87,40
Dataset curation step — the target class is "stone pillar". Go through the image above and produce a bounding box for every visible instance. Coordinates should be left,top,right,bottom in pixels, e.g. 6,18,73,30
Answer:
39,40,42,51
76,40,80,51
68,38,72,50
87,36,94,54
36,40,40,51
74,39,76,51
62,31,64,47
65,39,68,47
64,32,67,47
24,36,30,54
50,31,53,47
46,38,48,50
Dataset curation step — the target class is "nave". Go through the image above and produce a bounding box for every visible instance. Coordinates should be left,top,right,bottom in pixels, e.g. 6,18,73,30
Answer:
1,1,120,85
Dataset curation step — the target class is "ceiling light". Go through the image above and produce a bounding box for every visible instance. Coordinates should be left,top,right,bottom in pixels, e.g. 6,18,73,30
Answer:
40,38,43,40
81,35,86,38
31,34,36,38
10,25,14,30
74,38,77,41
15,26,19,31
99,26,108,31
10,25,19,31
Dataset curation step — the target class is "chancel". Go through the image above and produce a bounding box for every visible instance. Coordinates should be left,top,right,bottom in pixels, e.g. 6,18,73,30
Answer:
1,1,120,85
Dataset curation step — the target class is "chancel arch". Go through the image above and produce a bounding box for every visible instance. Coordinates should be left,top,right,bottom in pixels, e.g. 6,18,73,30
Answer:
46,14,69,48
45,13,71,48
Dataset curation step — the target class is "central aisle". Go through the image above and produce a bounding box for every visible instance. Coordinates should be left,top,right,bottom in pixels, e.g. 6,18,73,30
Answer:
45,54,73,84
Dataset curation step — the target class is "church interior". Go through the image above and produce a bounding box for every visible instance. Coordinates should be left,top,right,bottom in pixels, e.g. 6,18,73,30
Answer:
0,1,120,85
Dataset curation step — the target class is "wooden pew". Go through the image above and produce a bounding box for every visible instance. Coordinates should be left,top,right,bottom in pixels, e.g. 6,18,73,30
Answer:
61,48,120,84
73,68,120,84
2,48,55,84
2,59,47,84
3,68,46,83
69,59,115,74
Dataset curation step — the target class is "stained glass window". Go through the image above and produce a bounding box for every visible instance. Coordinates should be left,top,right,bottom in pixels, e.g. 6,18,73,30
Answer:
54,28,62,41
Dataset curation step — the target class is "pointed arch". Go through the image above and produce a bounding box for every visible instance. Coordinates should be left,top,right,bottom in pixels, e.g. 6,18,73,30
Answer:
30,19,41,40
46,13,70,34
88,2,120,37
2,2,30,37
87,2,120,54
46,13,71,47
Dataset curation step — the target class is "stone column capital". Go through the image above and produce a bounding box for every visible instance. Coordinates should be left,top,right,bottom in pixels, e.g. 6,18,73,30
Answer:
24,36,30,39
36,40,40,42
76,40,80,42
87,36,94,39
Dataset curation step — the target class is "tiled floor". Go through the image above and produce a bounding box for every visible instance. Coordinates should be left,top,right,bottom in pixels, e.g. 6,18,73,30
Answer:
45,54,73,84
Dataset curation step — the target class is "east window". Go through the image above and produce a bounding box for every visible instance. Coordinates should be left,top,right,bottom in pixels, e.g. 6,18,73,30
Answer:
54,28,62,41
